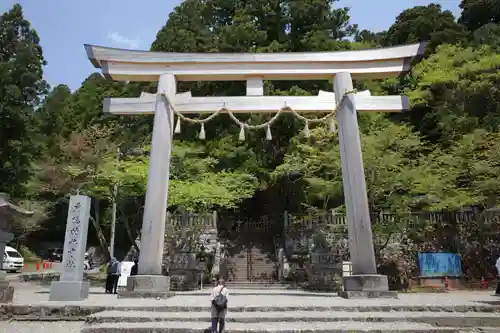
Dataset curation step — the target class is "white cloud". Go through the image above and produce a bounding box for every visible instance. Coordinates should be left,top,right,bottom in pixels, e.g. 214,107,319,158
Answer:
107,32,140,49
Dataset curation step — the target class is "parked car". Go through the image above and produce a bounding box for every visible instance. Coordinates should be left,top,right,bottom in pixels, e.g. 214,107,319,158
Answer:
47,248,64,262
2,246,24,272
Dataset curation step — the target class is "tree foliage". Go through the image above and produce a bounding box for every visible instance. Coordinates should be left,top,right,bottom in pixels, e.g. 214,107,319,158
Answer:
0,4,48,196
459,0,500,31
383,4,468,53
407,44,500,144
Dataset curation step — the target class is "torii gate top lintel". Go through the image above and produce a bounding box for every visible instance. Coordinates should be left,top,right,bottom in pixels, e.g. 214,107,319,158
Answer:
84,42,427,82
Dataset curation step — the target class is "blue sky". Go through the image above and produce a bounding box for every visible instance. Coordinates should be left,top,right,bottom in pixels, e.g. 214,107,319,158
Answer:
1,0,462,91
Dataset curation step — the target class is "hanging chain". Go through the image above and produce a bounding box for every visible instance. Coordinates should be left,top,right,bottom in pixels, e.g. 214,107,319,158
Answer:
160,89,357,140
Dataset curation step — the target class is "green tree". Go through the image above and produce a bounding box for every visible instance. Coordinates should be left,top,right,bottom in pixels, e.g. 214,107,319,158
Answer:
354,29,386,46
383,4,467,53
407,44,500,144
471,22,500,48
459,0,500,31
444,130,500,209
273,114,471,215
288,0,356,51
152,0,213,52
93,142,259,212
35,85,72,150
0,4,48,196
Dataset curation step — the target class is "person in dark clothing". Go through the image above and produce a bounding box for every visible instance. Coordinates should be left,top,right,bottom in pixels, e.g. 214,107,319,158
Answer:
105,261,113,293
130,258,139,276
105,274,113,294
105,257,121,294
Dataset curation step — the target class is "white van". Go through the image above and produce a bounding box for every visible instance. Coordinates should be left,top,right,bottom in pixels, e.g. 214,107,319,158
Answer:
2,246,24,272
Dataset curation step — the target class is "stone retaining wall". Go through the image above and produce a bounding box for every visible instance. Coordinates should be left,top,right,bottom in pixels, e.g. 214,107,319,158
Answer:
0,305,104,320
18,272,60,283
18,272,105,285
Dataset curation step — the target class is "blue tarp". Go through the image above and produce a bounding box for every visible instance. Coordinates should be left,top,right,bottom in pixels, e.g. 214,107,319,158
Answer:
418,252,463,277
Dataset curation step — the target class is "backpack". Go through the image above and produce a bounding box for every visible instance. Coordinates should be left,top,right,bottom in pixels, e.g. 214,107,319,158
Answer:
212,287,227,310
110,261,120,274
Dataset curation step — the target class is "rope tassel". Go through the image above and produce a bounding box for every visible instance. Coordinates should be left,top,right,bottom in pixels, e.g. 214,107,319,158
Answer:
303,121,310,137
174,117,181,134
266,125,272,141
199,123,206,140
329,116,337,134
239,125,245,141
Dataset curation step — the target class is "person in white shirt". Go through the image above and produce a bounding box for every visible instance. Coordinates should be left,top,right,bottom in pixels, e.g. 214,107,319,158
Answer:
495,255,500,295
210,277,229,333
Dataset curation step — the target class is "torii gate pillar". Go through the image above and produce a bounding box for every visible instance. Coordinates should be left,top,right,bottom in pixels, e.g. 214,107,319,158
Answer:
119,74,175,299
335,73,394,298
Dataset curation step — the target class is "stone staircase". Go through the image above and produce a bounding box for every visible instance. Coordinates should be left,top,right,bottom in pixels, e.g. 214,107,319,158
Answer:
225,246,279,288
82,307,500,332
4,287,500,333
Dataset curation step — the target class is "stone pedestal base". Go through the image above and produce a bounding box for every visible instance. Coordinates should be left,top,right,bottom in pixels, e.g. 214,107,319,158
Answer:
339,274,398,299
118,275,174,299
170,269,199,291
0,280,14,303
49,280,89,301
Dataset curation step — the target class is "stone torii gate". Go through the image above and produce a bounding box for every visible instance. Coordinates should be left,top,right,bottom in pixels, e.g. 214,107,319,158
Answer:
85,42,426,298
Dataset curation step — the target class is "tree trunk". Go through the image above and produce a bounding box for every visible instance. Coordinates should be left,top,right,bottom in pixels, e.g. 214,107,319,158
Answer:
90,199,111,261
117,200,141,256
123,216,140,254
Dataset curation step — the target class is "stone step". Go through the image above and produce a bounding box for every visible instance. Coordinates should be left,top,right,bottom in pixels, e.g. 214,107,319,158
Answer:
4,303,499,321
249,261,274,264
80,321,470,333
86,310,500,328
226,283,280,286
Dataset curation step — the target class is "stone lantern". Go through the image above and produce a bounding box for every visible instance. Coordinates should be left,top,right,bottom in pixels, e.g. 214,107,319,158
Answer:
0,193,33,302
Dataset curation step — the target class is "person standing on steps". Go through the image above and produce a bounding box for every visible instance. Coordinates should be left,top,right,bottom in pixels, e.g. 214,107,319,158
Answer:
111,258,122,294
210,277,229,333
105,257,114,293
105,257,121,294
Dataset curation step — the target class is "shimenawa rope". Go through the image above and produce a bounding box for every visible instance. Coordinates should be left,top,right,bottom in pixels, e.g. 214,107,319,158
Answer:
160,90,356,141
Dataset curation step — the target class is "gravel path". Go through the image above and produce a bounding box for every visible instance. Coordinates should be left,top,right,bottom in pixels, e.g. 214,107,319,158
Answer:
0,321,83,333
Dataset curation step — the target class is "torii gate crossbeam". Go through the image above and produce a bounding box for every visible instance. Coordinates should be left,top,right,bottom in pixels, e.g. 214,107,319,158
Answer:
85,42,426,299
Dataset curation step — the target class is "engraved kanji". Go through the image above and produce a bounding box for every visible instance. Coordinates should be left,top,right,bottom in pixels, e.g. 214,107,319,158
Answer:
70,226,80,235
72,215,81,225
65,258,76,268
70,202,81,213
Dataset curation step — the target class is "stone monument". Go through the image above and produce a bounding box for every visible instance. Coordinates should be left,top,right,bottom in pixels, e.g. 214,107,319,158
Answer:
49,195,91,301
0,193,33,303
169,251,197,291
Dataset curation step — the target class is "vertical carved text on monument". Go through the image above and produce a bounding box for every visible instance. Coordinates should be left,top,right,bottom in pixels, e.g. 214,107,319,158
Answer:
61,195,91,282
64,201,82,269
